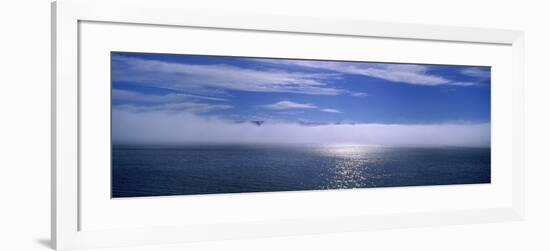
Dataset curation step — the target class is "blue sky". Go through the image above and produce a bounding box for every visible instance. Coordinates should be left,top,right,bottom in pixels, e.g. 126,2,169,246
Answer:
112,52,490,125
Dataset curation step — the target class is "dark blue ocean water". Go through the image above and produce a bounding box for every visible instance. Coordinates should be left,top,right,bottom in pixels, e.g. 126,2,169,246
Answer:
112,144,490,198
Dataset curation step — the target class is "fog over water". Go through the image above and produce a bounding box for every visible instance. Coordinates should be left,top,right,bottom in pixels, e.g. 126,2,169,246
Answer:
112,109,490,147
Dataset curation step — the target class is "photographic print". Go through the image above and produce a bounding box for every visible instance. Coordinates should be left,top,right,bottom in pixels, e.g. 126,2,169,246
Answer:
111,52,491,198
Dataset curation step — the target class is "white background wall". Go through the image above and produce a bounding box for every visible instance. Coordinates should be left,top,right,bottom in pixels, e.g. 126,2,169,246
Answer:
0,0,548,250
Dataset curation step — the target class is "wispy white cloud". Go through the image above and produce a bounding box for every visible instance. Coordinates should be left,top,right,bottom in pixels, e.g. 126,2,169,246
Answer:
320,108,342,113
112,55,346,96
115,103,232,113
251,59,479,87
264,101,317,110
264,100,343,114
460,67,491,78
112,89,227,104
448,82,477,87
351,92,369,97
112,89,231,113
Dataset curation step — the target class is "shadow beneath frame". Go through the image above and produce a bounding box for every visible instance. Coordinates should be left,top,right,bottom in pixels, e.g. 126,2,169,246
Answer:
35,238,52,250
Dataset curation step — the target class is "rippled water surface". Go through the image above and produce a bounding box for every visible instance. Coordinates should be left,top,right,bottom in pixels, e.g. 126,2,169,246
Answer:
112,144,490,197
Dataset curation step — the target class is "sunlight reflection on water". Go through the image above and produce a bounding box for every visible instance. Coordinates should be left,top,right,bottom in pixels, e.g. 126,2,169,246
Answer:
316,145,386,189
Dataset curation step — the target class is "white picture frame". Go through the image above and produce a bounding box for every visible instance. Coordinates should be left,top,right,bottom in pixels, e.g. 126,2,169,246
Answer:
52,0,525,250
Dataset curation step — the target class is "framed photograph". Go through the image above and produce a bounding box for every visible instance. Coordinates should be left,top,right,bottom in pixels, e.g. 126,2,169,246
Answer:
52,0,524,250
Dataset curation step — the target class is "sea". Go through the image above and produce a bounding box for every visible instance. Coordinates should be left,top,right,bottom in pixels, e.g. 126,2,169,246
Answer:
112,144,490,198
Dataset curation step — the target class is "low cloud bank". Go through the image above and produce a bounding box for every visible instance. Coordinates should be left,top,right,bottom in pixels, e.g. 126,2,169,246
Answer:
112,110,490,147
